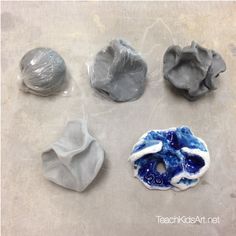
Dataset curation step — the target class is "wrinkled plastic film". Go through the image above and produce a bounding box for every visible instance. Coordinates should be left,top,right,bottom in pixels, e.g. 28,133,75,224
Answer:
87,38,148,102
18,48,74,97
86,19,175,102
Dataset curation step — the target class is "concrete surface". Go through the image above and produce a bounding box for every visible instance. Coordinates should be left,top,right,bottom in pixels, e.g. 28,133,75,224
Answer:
1,1,236,236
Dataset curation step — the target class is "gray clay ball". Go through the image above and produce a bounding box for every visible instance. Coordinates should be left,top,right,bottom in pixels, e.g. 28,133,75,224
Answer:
20,48,66,96
163,41,226,100
42,120,104,192
89,39,148,102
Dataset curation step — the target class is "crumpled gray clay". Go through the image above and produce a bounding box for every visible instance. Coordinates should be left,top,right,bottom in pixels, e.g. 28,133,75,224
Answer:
20,47,66,96
163,41,226,100
89,39,148,102
42,120,104,192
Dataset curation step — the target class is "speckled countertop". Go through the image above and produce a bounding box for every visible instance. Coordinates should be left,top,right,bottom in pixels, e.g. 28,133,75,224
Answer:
2,1,236,236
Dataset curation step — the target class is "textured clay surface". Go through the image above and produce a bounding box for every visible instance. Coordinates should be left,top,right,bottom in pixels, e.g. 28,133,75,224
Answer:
20,47,66,96
163,41,226,100
90,39,147,102
129,126,210,191
42,120,104,192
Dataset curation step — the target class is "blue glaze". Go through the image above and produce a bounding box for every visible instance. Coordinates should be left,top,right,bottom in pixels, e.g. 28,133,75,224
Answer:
132,139,161,153
177,178,198,186
134,152,183,189
132,126,208,190
184,153,205,174
133,127,206,154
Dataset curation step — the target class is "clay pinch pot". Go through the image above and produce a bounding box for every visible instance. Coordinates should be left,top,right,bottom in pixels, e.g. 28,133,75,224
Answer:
129,126,210,191
163,41,226,100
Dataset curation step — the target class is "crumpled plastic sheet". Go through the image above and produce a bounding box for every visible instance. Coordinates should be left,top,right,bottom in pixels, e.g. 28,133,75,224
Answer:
42,120,104,192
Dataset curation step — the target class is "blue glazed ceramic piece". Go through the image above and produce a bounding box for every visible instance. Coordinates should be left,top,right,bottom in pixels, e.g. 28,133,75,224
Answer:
129,127,210,191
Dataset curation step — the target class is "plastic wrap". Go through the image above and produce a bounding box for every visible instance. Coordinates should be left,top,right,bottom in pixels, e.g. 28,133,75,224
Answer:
19,47,72,96
88,39,148,102
42,120,104,192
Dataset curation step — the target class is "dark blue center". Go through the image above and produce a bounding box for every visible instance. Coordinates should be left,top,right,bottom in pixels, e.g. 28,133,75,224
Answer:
133,127,206,189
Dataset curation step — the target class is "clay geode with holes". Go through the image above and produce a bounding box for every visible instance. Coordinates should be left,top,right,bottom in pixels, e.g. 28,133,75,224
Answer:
129,127,210,191
89,39,148,102
42,120,104,192
20,48,67,96
163,41,226,100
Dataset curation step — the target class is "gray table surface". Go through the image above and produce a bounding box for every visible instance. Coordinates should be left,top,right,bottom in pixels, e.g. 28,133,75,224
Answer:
2,1,236,236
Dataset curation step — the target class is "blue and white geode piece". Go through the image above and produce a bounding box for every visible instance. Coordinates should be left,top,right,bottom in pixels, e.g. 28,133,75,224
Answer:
129,127,210,191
